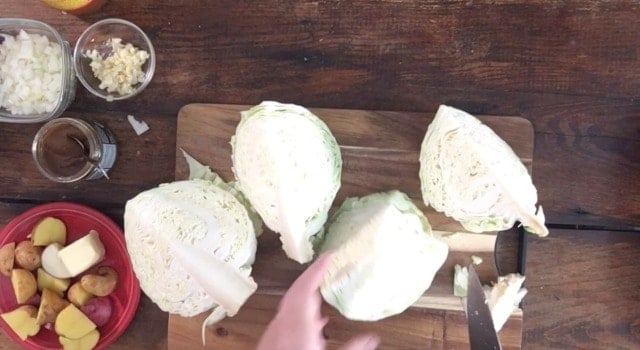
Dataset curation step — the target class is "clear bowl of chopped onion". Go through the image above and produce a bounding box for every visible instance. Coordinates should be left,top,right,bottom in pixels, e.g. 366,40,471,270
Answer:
0,18,76,123
74,18,156,102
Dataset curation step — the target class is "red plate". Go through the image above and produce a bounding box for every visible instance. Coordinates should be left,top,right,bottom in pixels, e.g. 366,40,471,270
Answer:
0,202,140,350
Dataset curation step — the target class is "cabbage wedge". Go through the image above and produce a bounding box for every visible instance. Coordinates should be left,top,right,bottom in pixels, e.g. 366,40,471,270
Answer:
419,105,548,236
320,191,448,321
124,153,262,343
231,101,342,263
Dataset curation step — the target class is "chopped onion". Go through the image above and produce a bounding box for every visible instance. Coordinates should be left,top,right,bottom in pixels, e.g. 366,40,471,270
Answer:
0,30,62,115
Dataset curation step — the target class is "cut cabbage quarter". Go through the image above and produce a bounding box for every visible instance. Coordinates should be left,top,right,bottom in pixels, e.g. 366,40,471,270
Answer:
419,105,548,236
231,101,342,263
124,177,260,342
320,191,448,321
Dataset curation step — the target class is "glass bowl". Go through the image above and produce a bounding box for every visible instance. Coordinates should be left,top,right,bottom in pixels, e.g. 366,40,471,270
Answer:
74,18,156,101
0,18,76,124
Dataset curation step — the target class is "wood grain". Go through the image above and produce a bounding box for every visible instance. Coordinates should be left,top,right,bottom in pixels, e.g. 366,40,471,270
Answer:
0,111,176,206
525,229,640,349
3,1,640,229
168,104,531,349
7,1,640,114
1,1,640,349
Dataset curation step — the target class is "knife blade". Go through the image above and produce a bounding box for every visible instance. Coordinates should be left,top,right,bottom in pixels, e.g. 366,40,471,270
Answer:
466,265,502,350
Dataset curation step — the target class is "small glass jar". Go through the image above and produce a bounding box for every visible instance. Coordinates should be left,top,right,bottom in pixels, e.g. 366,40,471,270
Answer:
32,118,117,182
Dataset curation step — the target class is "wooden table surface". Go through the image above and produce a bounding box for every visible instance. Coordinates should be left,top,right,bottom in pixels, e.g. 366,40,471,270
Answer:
2,1,640,349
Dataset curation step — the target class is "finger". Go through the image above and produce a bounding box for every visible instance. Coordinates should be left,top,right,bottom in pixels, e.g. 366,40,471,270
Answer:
321,316,330,328
289,252,334,296
337,334,380,350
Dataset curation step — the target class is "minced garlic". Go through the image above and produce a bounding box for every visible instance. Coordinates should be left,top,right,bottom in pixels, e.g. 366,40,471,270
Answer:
85,38,149,96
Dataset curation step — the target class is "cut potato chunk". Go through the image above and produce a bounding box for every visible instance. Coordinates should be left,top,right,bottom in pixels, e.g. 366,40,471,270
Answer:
37,268,70,296
55,304,96,339
36,288,69,325
31,217,67,246
59,329,100,350
67,281,94,307
11,268,37,304
0,305,40,340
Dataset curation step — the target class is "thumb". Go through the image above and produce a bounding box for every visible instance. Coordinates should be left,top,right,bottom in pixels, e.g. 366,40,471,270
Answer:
338,334,380,350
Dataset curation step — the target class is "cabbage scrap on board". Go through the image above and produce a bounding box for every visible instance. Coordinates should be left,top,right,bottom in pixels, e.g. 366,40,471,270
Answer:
419,105,548,236
319,191,448,321
124,152,262,343
231,101,342,263
452,264,526,332
484,273,527,332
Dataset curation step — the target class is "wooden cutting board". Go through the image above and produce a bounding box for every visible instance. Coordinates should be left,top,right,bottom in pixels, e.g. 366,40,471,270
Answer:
168,104,533,349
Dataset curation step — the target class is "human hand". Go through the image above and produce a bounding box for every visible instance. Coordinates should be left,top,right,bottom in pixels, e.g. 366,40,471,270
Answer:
256,253,380,350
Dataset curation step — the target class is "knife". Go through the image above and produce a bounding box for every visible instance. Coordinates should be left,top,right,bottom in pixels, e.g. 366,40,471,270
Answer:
466,265,502,350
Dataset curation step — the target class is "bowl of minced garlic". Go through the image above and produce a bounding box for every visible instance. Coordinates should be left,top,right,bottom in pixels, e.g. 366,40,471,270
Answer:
73,18,155,101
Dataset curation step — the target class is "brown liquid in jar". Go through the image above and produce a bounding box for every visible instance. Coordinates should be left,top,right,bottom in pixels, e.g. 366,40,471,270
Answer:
41,124,89,177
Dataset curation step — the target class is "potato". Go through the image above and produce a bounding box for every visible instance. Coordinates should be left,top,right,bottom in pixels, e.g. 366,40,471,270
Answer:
31,217,67,246
80,267,118,297
80,297,112,327
59,329,100,350
37,268,70,296
11,268,37,304
0,242,15,277
14,241,42,271
67,282,94,307
36,288,69,325
55,304,96,340
0,305,40,340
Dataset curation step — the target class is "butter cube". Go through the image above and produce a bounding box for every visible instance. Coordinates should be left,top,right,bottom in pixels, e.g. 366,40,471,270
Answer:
58,230,105,277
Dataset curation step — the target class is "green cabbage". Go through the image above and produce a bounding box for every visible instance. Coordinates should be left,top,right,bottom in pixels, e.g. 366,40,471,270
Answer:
231,101,342,263
419,105,548,236
320,191,448,321
124,153,262,343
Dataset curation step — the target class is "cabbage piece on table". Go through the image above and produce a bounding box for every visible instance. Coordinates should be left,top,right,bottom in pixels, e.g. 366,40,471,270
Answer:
419,105,548,236
124,153,262,344
231,101,342,263
319,191,448,321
